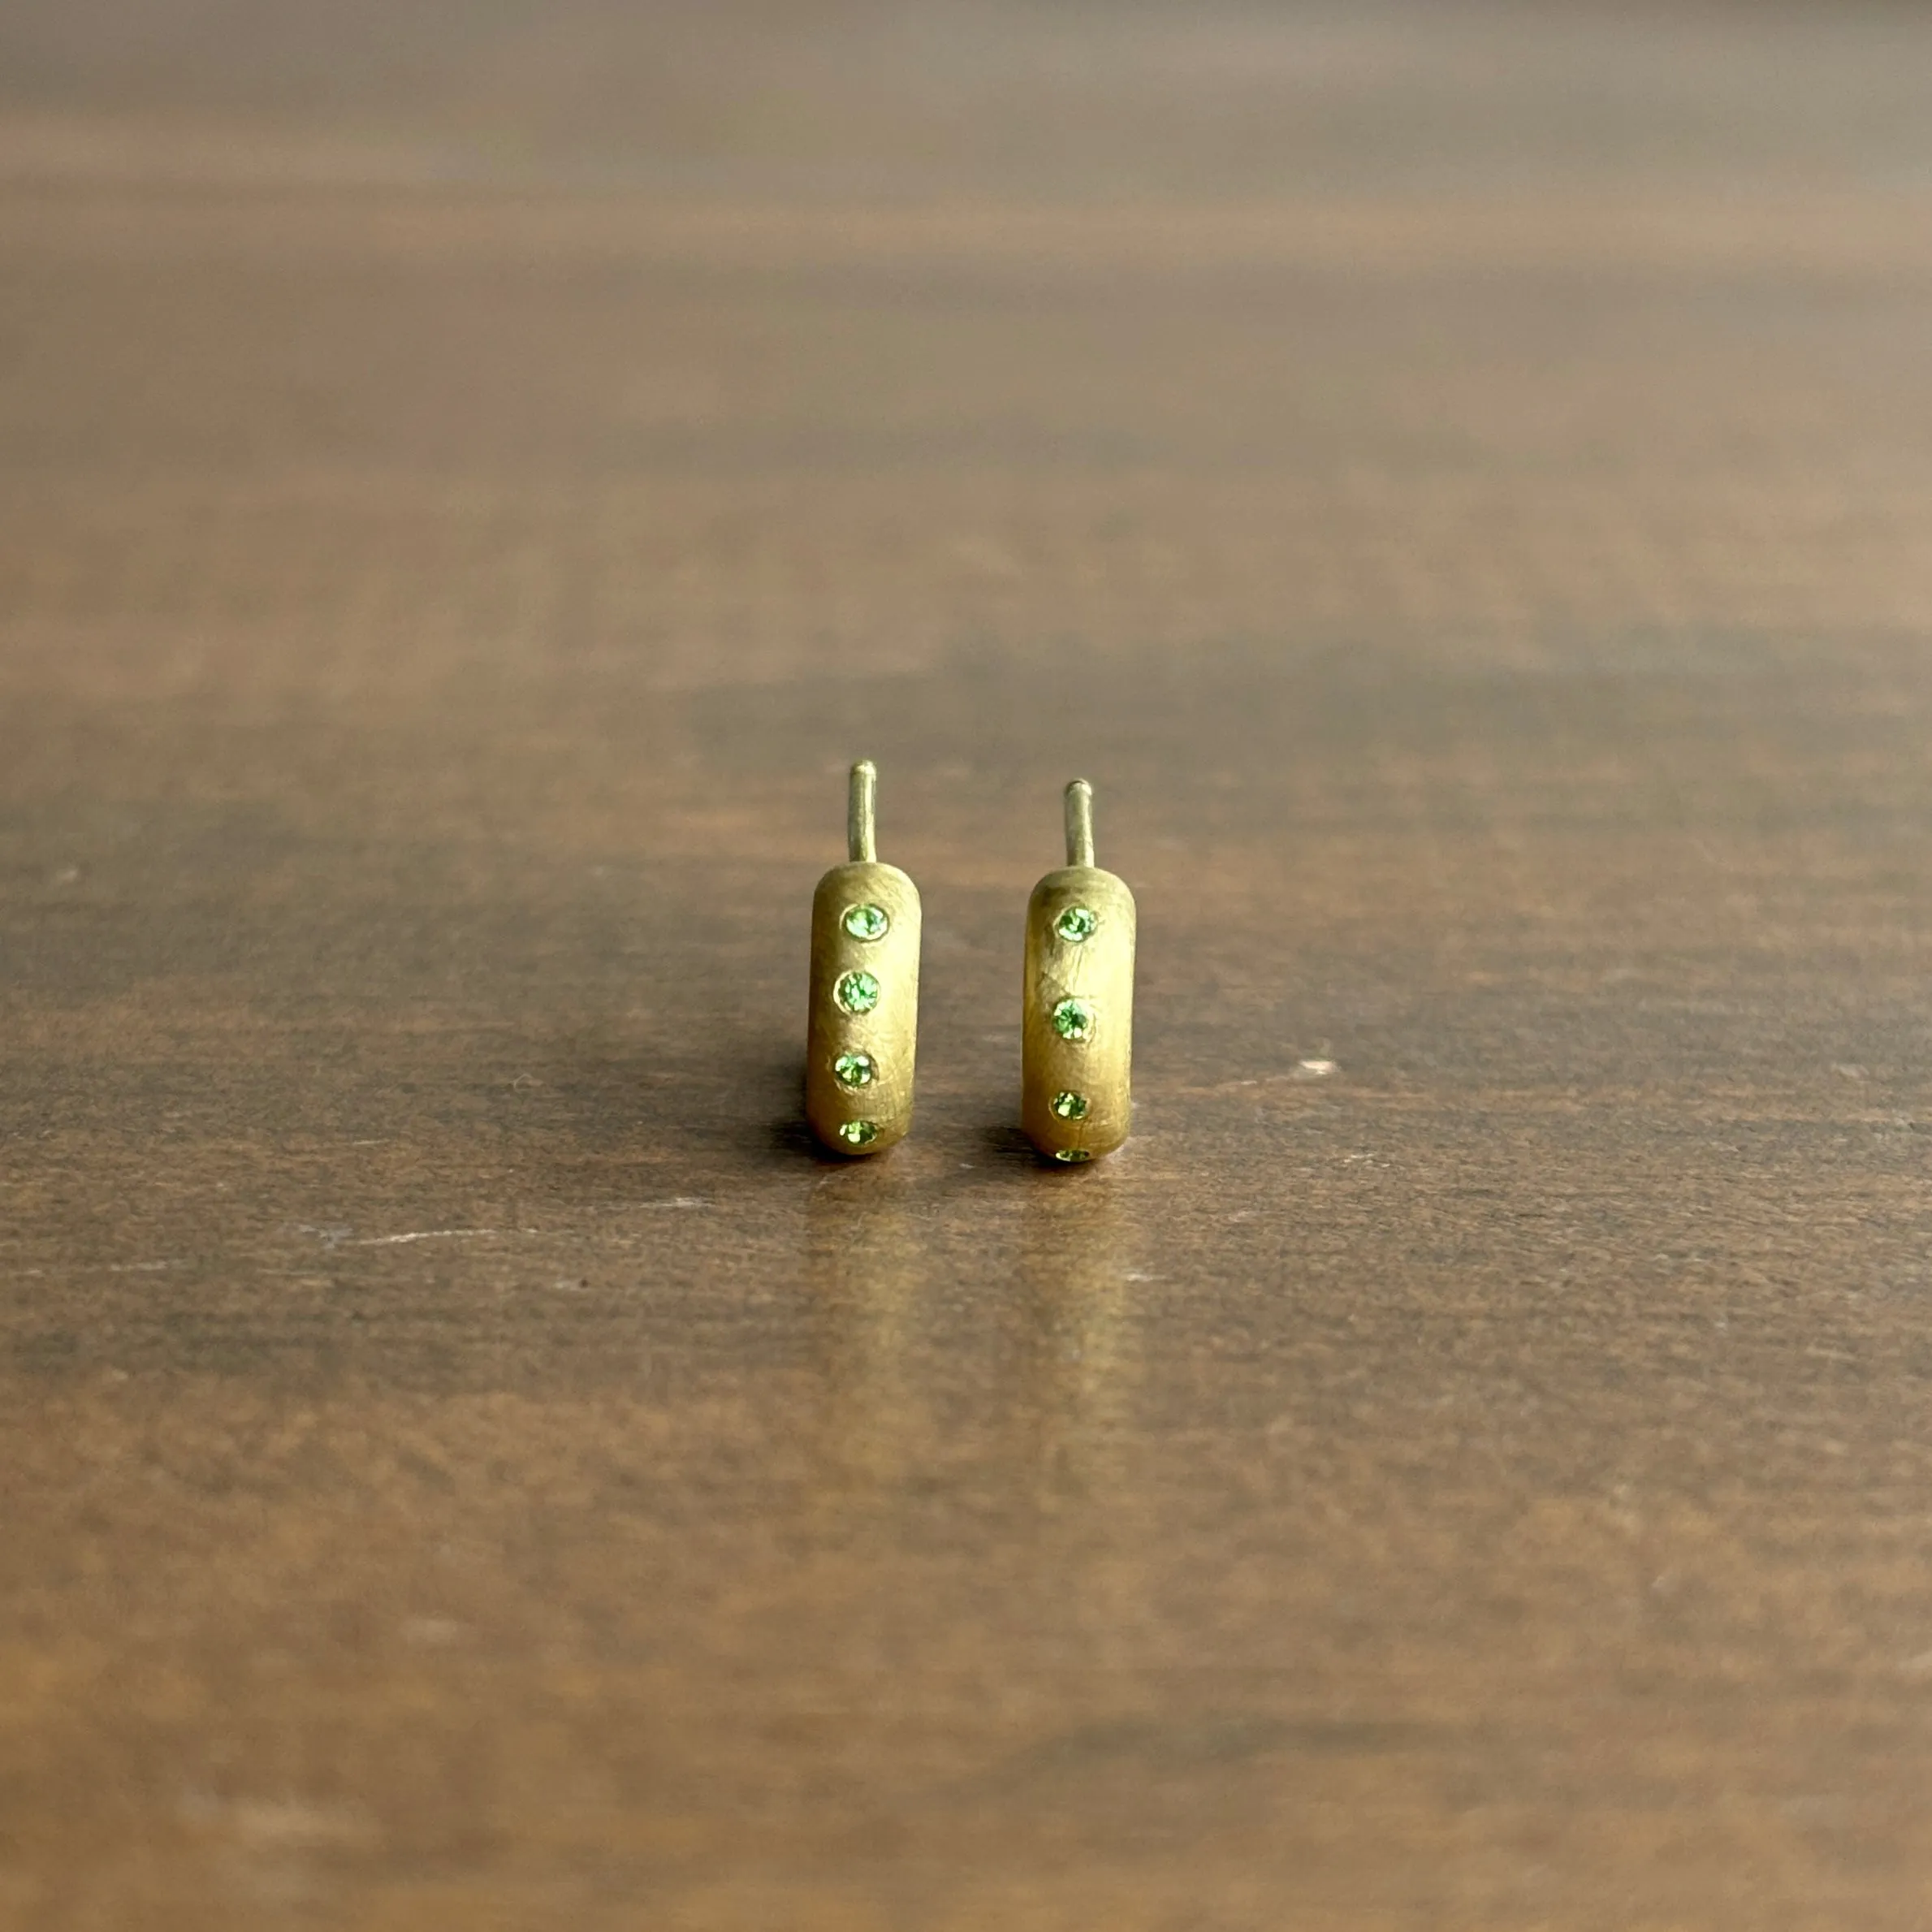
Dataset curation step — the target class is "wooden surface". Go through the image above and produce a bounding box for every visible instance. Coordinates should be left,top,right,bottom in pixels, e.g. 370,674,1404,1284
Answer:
6,4,1932,1925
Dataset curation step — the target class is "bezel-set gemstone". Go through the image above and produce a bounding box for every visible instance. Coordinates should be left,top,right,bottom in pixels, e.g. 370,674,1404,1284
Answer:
1050,1091,1089,1120
842,902,890,941
833,1051,875,1088
1054,905,1100,944
835,970,881,1014
1050,997,1095,1042
1052,1148,1093,1163
836,1120,880,1148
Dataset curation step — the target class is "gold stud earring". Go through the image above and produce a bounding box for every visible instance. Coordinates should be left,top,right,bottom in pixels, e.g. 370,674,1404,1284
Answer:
806,760,921,1156
1022,779,1136,1165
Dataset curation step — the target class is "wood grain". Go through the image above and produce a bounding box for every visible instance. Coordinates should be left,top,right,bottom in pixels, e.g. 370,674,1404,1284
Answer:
5,3,1932,1926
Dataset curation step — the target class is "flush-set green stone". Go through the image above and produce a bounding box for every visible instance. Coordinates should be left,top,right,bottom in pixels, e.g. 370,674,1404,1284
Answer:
1055,905,1100,944
836,1120,880,1148
1050,997,1095,1042
1050,1091,1089,1120
1052,1148,1093,1163
833,1052,875,1088
842,903,890,941
835,970,880,1015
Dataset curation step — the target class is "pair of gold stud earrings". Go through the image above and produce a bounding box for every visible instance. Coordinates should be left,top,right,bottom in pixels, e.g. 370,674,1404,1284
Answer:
806,761,1137,1166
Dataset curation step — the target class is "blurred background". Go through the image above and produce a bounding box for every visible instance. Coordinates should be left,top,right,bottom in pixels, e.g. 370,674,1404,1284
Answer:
5,1,1930,676
6,4,1932,1928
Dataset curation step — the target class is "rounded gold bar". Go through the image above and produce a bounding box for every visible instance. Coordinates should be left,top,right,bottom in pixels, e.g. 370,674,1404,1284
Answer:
806,858,921,1156
1022,860,1136,1165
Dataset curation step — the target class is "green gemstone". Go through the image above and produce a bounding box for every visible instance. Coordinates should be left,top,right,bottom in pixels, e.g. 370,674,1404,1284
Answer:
835,970,880,1014
833,1051,875,1088
842,902,889,942
1050,1091,1089,1121
1055,905,1100,944
1053,1148,1093,1164
1050,997,1095,1042
836,1120,880,1148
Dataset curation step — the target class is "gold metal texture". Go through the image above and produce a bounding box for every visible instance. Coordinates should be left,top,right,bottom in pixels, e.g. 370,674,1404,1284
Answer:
806,763,921,1156
1022,781,1135,1163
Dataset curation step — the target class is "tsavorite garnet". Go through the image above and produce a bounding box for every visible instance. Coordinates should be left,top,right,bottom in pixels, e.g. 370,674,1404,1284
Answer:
835,970,880,1014
1050,1091,1088,1120
1055,905,1100,944
836,1120,880,1148
833,1052,875,1088
1051,998,1095,1042
842,903,889,941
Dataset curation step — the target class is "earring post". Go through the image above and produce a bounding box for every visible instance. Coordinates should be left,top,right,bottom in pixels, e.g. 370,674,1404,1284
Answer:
849,760,878,862
1064,778,1096,868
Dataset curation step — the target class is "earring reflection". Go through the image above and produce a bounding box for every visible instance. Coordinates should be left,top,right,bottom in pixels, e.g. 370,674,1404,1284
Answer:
1010,1174,1144,1497
802,1173,932,1498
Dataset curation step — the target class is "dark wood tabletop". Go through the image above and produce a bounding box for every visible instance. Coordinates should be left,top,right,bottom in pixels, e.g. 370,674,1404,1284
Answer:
6,4,1932,1925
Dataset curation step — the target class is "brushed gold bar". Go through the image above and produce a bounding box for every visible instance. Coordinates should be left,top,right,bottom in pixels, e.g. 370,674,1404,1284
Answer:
1022,779,1135,1164
807,762,920,1156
